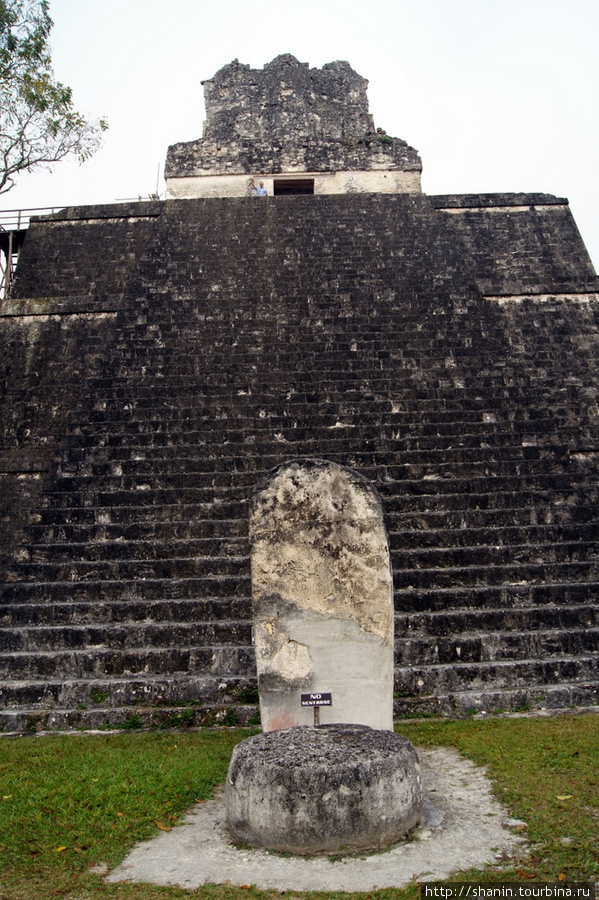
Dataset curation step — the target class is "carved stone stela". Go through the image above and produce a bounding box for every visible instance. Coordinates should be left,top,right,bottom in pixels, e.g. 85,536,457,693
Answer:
250,458,394,732
227,458,421,856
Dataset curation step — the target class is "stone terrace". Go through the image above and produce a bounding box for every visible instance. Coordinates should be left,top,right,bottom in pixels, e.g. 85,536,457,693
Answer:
0,192,598,731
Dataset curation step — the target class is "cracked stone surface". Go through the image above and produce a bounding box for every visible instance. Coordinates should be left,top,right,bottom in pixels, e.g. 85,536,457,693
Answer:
250,459,395,732
225,725,423,854
165,55,422,179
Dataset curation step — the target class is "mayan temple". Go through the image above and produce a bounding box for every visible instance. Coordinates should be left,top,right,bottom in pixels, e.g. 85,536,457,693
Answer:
0,55,598,731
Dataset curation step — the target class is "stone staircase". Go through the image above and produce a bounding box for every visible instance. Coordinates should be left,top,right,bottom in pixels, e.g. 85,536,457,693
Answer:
1,194,598,730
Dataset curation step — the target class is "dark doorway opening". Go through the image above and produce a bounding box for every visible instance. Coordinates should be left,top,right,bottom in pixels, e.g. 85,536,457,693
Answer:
273,179,315,196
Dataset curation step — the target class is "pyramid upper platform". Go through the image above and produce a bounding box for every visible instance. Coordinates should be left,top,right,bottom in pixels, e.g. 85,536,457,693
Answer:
165,55,422,198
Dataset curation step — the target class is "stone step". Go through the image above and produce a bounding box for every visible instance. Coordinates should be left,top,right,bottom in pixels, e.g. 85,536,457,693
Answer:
85,357,536,375
79,394,590,421
0,643,254,680
382,471,596,496
0,701,259,733
19,538,598,576
8,554,249,584
70,429,582,459
26,518,248,545
0,575,250,604
395,627,599,666
95,334,563,358
1,666,597,724
46,460,586,502
27,494,545,530
0,597,251,627
386,504,597,530
0,673,257,712
105,354,594,374
60,431,598,462
4,582,594,625
393,560,599,591
26,516,595,552
86,363,482,384
36,476,597,516
393,680,599,717
382,486,598,515
398,602,599,636
79,393,581,417
33,503,249,527
25,536,249,563
391,540,599,569
72,412,595,444
0,619,252,653
55,444,576,477
84,362,584,386
14,622,599,671
3,602,597,648
80,358,595,385
396,654,599,695
40,482,250,505
37,499,249,525
45,455,584,490
71,387,592,423
393,580,599,612
52,466,261,491
83,336,590,362
33,490,595,532
389,522,599,550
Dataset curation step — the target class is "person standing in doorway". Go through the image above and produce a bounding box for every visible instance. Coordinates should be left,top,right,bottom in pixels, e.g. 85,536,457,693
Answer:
251,177,267,196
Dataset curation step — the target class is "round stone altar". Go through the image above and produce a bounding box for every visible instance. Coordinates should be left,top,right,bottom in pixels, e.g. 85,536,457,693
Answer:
225,724,423,855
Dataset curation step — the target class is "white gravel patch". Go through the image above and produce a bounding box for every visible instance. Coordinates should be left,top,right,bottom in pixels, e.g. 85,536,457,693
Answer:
106,745,527,892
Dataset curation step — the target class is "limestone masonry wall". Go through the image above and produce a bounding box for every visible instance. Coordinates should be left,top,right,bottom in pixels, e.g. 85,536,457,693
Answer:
165,56,422,196
0,192,598,730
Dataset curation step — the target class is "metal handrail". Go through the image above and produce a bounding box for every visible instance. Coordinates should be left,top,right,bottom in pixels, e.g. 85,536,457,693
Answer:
0,200,160,299
0,206,62,232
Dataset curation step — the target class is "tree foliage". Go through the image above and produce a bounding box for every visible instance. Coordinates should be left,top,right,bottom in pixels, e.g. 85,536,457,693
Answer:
0,0,107,194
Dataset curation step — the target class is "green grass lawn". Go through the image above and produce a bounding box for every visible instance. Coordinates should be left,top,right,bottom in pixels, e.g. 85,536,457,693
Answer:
0,714,597,900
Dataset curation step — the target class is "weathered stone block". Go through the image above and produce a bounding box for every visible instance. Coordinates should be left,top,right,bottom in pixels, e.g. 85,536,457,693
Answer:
250,458,394,732
226,724,423,854
165,55,421,196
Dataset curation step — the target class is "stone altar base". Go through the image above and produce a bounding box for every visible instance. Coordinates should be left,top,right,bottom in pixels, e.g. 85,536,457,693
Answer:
106,745,528,891
225,724,423,855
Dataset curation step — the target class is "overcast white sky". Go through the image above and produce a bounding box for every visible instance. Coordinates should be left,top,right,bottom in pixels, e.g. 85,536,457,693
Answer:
4,0,599,270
